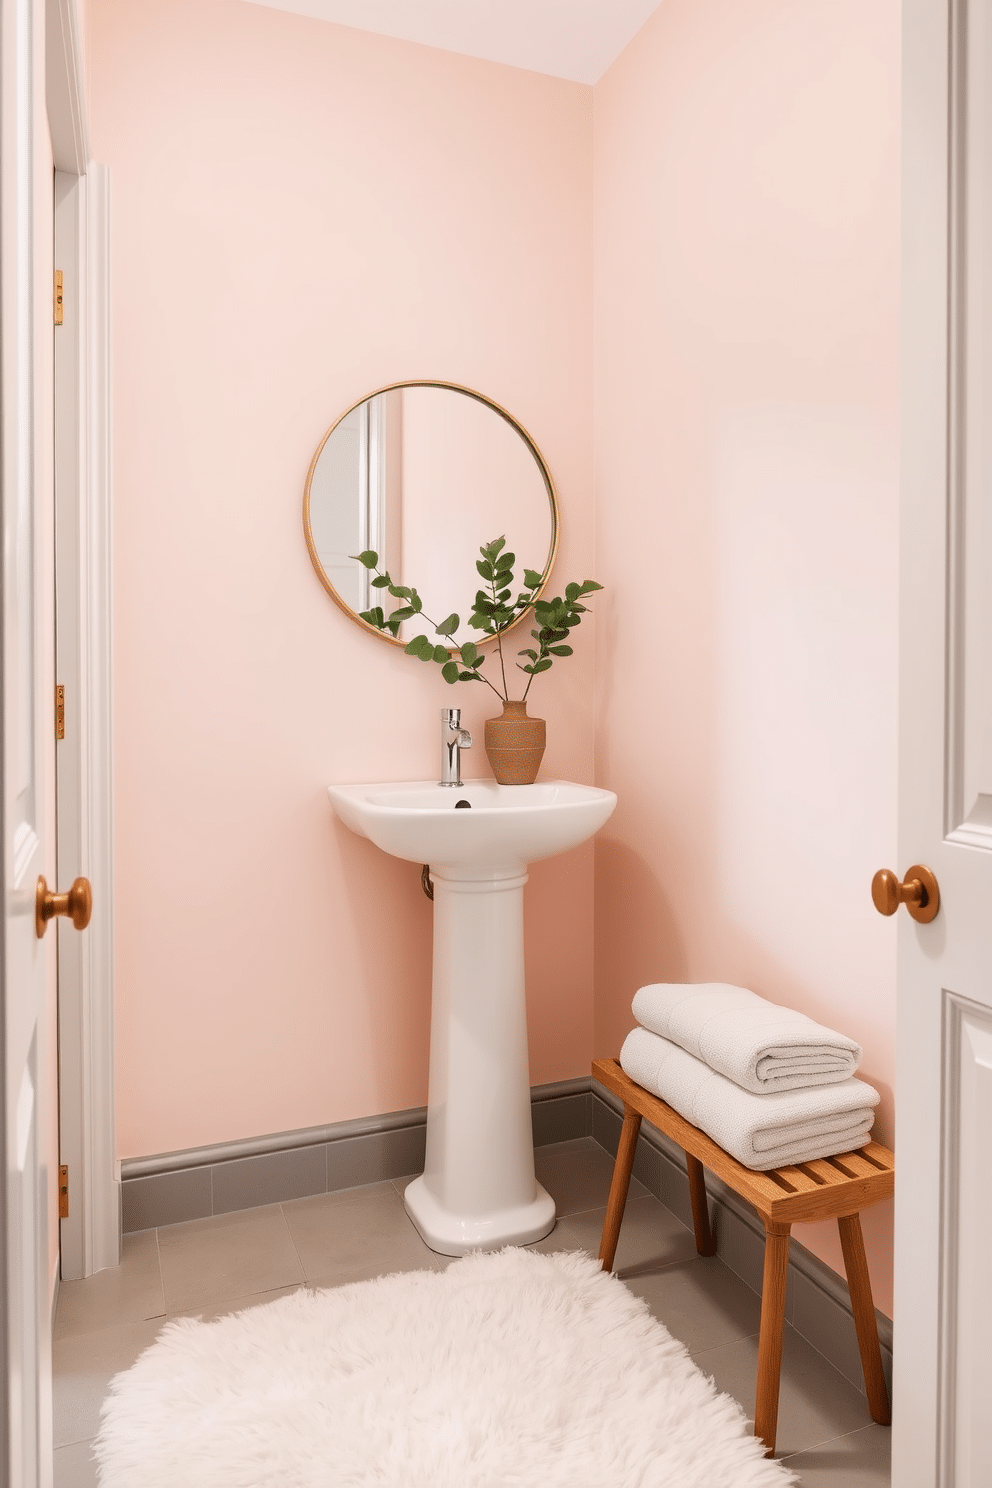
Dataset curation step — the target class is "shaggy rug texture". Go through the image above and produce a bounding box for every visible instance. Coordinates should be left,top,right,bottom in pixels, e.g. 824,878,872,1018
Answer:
94,1248,796,1487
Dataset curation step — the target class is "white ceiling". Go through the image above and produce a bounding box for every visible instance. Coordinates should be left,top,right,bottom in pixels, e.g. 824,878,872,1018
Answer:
239,0,663,85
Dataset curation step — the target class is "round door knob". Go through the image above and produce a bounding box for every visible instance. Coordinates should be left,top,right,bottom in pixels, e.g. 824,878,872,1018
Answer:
871,864,939,924
35,875,92,939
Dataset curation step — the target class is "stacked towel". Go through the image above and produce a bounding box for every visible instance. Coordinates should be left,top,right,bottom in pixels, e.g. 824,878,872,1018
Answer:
632,982,863,1093
620,1027,879,1171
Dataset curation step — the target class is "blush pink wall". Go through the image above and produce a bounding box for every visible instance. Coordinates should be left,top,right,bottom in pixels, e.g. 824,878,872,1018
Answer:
89,0,595,1158
90,0,902,1316
593,0,900,1313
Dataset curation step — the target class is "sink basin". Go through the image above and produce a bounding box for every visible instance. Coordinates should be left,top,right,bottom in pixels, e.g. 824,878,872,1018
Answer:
327,775,617,1256
326,779,617,874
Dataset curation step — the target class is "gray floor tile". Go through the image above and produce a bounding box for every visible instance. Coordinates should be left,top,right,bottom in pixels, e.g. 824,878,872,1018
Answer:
169,1282,304,1324
527,1193,699,1275
53,1436,98,1488
534,1136,648,1216
625,1253,763,1353
313,1179,398,1208
48,1140,889,1486
691,1325,880,1460
282,1185,440,1286
53,1316,163,1448
55,1231,164,1342
781,1423,891,1484
157,1204,305,1314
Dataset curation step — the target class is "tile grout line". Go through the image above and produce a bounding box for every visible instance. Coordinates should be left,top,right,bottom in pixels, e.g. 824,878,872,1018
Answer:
777,1420,888,1464
278,1200,311,1288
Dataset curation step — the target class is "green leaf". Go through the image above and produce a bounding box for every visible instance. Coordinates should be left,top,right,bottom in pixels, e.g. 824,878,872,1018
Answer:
353,550,379,569
387,584,412,599
565,582,580,602
371,575,391,588
389,606,415,621
469,614,494,631
432,645,449,663
578,580,604,595
523,569,543,589
487,536,506,558
358,607,382,628
460,641,479,665
404,634,431,657
532,658,553,673
411,594,423,613
435,613,460,637
549,644,573,656
517,648,538,660
441,660,460,684
458,670,481,681
386,619,401,636
496,589,512,603
476,560,494,581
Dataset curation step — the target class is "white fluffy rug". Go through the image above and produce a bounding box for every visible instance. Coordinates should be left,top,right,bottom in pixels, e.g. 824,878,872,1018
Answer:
95,1248,796,1487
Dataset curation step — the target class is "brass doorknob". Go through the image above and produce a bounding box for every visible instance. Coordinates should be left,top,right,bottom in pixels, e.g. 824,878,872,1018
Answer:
35,875,92,939
871,864,939,924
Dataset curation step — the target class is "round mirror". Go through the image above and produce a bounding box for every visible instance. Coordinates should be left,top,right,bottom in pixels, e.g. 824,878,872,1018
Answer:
303,382,559,647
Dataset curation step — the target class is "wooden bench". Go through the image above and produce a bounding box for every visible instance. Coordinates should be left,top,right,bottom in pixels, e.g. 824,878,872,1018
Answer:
592,1057,893,1457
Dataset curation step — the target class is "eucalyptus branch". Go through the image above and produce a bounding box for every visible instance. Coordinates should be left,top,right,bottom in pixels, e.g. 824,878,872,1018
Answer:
351,540,600,703
351,550,500,694
518,581,603,701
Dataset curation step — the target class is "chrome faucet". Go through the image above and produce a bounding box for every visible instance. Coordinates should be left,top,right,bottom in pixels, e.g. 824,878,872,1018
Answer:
440,707,473,787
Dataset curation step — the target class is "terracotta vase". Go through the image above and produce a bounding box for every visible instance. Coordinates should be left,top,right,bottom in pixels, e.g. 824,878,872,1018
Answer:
484,700,546,785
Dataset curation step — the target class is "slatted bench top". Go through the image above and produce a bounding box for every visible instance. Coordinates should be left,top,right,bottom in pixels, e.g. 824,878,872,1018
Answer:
592,1057,894,1227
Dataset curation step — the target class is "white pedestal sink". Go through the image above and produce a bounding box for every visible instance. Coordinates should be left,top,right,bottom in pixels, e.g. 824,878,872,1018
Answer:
326,778,617,1255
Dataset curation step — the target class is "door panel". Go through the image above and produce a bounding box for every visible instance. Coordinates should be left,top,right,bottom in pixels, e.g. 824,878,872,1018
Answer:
2,0,56,1480
896,2,992,1483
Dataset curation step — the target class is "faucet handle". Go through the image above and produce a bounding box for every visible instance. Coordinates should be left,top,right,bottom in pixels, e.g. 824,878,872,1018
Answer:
457,729,473,748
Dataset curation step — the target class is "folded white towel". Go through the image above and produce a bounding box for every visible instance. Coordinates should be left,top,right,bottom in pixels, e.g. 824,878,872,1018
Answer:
631,982,862,1094
620,1027,879,1171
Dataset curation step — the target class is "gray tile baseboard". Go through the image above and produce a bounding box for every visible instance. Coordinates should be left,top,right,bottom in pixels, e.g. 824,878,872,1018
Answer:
120,1078,591,1235
118,1073,892,1405
589,1081,894,1402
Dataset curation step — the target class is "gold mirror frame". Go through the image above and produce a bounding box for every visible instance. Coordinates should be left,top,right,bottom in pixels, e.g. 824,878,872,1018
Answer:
303,380,560,650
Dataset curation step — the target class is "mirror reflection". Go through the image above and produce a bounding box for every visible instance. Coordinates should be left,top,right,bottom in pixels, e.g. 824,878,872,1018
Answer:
304,383,558,644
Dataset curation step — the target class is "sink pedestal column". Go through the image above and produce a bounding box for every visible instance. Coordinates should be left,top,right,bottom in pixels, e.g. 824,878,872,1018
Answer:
403,866,556,1256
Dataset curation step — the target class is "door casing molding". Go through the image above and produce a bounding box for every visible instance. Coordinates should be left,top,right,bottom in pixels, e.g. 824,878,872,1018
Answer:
54,164,117,1279
50,0,117,1280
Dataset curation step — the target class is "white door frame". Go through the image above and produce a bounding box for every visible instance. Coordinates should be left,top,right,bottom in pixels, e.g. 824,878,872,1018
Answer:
47,0,118,1279
54,164,116,1279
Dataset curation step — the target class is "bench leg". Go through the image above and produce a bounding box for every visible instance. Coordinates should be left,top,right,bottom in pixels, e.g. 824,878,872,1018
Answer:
754,1222,791,1457
599,1107,642,1272
838,1213,891,1426
686,1152,716,1256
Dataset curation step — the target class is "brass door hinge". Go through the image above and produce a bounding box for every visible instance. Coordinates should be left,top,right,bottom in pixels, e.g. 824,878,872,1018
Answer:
54,269,64,326
55,684,65,741
58,1165,69,1219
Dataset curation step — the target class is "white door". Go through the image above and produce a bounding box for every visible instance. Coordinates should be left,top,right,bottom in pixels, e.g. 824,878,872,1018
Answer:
2,0,56,1480
894,2,992,1483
